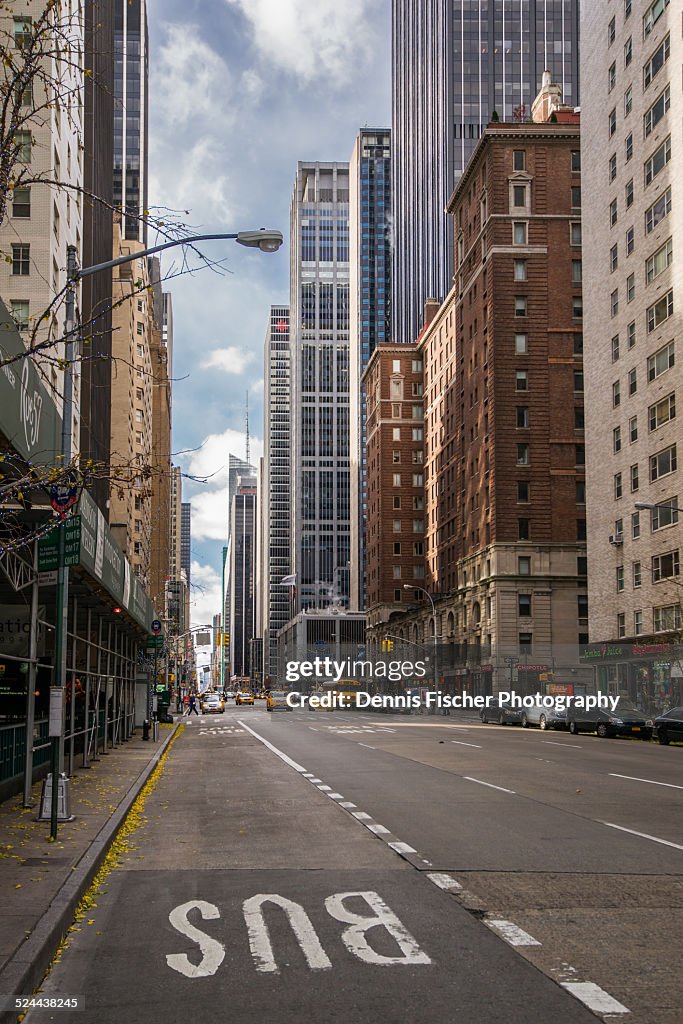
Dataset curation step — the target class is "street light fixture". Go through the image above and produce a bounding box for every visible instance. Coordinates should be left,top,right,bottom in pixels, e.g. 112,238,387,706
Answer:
48,229,282,838
634,501,682,513
403,584,439,691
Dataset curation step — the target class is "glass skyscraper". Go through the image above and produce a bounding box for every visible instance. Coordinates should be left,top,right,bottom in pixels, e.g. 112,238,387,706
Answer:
349,129,392,610
392,0,580,344
113,0,149,243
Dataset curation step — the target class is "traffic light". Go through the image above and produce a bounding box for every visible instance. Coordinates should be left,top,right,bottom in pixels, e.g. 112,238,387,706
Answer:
381,638,394,653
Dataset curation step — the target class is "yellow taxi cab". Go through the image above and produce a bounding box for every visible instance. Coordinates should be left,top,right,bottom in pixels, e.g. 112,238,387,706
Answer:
254,691,268,702
266,690,292,712
309,687,334,711
235,691,255,706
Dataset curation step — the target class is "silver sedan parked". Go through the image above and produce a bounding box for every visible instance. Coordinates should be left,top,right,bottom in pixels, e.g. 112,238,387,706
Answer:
520,698,567,730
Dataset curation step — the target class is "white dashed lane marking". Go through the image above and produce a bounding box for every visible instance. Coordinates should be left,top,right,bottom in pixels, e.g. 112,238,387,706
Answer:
561,982,630,1015
463,776,516,794
426,873,462,892
486,920,541,947
608,772,683,791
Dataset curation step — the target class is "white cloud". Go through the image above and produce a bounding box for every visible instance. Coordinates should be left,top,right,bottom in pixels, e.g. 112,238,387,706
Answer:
182,428,264,490
201,347,255,374
155,24,234,129
190,560,222,636
225,0,375,83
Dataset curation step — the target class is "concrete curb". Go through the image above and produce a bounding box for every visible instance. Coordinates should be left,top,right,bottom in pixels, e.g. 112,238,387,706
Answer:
0,725,180,1021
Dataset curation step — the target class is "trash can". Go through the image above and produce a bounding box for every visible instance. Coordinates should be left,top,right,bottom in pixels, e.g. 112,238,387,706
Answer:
142,719,150,741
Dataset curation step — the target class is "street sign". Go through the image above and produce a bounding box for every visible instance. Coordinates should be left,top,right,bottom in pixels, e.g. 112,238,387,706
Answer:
146,635,165,652
50,478,78,514
151,619,162,634
38,517,81,572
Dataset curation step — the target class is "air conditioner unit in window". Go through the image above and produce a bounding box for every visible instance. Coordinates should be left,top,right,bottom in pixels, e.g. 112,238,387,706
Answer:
609,533,624,546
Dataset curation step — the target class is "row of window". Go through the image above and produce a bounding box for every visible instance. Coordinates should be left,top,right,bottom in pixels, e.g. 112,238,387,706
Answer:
613,339,674,410
616,602,680,640
614,443,677,494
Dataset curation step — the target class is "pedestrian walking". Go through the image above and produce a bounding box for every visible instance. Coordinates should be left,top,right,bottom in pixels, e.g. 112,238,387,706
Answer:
187,692,199,716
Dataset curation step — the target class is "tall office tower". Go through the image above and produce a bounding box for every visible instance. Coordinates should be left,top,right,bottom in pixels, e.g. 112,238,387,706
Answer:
181,503,191,586
391,0,580,345
229,476,258,679
583,1,683,676
81,1,115,514
349,129,392,612
289,162,351,612
113,0,149,243
224,454,256,673
262,306,291,680
0,3,84,446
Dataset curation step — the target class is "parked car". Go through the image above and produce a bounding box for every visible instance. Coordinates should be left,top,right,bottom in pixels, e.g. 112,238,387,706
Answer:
201,693,225,715
520,699,567,730
235,691,255,706
567,702,653,739
480,699,522,726
267,690,291,712
224,691,236,700
653,706,683,745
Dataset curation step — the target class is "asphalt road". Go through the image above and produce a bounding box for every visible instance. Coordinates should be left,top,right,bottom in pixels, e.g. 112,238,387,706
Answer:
23,706,682,1023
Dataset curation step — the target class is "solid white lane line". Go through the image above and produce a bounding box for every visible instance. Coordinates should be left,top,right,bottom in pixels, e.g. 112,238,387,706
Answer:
237,720,306,772
543,741,582,749
486,920,541,947
599,821,683,851
561,982,629,1015
367,823,391,835
358,742,375,749
388,841,417,854
609,772,683,791
426,873,462,892
352,811,372,821
451,740,483,749
464,776,516,794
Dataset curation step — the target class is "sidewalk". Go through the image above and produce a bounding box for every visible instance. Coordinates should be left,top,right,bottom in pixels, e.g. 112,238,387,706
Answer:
0,723,179,1006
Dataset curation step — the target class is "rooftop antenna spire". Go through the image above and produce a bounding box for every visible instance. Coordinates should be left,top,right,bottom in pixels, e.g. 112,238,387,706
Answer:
245,390,250,465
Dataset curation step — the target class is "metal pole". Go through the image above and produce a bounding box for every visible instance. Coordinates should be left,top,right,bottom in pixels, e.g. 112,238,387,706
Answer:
23,540,39,807
82,607,91,768
68,594,77,775
50,244,78,839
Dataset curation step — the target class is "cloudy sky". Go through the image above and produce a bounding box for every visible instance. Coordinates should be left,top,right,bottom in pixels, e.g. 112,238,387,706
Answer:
146,0,391,661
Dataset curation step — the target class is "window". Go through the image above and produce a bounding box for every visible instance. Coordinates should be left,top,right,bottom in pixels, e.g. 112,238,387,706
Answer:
392,473,401,487
624,85,632,116
393,520,401,533
571,187,581,210
608,108,616,138
626,274,635,303
515,333,527,354
517,481,530,503
517,443,529,465
518,518,530,540
626,226,634,255
652,550,680,582
609,153,617,182
576,480,586,504
629,415,638,442
519,632,533,652
513,222,527,245
13,16,31,48
516,406,529,428
611,289,619,317
515,296,527,317
632,561,642,589
11,244,29,275
515,370,528,391
392,566,402,580
392,359,401,372
10,299,29,331
616,566,625,592
614,472,623,499
413,519,424,533
649,443,677,481
628,367,637,395
647,340,674,381
612,335,620,362
631,463,639,492
608,16,616,45
610,245,618,273
518,594,532,617
571,150,581,172
653,604,681,632
574,334,584,356
412,404,422,419
644,85,670,137
610,198,618,226
625,0,632,19
570,222,582,246
647,290,673,332
512,184,527,208
625,179,634,208
634,609,643,634
625,132,633,162
575,407,585,430
608,61,616,92
632,510,641,539
412,359,422,372
392,427,401,441
518,556,531,575
627,321,636,348
643,33,670,89
412,427,423,441
613,380,621,407
644,0,669,36
392,450,401,464
136,343,144,358
412,473,423,487
613,426,622,453
513,150,526,171
645,238,672,283
644,136,671,186
624,36,632,66
652,498,679,531
514,259,527,281
15,130,31,163
645,187,671,233
617,613,626,639
578,556,588,577
11,187,30,217
649,392,675,431
574,370,584,393
572,260,582,285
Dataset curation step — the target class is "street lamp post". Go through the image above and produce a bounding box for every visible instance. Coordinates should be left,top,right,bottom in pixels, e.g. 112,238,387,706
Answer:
47,229,283,837
404,585,439,693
